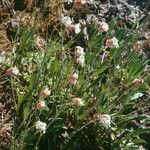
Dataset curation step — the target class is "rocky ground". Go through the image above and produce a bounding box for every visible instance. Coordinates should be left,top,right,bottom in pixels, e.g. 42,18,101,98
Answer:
0,0,150,149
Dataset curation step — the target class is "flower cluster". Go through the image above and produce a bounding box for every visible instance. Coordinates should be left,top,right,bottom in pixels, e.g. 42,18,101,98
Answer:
61,15,81,34
106,37,119,48
99,22,109,33
40,88,50,98
132,78,144,85
36,101,46,110
35,121,47,134
93,114,111,127
71,97,84,106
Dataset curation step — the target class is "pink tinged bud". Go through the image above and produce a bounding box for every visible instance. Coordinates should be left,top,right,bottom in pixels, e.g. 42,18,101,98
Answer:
66,24,75,32
36,101,46,110
40,88,50,98
132,78,144,85
6,67,19,76
106,37,119,48
74,0,86,4
71,97,84,106
98,114,111,127
69,73,78,85
66,23,81,34
74,0,86,9
106,39,113,47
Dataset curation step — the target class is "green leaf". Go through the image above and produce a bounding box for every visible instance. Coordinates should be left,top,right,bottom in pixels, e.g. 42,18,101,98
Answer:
133,138,147,144
130,92,143,100
134,128,150,134
92,65,109,77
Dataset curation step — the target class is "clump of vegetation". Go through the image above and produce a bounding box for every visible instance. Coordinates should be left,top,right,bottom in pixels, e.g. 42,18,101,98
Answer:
0,0,150,150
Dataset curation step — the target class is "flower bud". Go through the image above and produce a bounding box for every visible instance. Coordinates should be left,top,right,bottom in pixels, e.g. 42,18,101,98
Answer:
35,121,47,134
40,88,50,98
74,23,81,34
74,46,85,57
74,0,86,9
106,37,119,48
76,55,85,66
66,24,75,32
99,22,109,32
36,101,46,110
93,114,111,127
132,78,144,85
74,0,86,4
69,73,78,85
6,67,19,76
71,97,84,106
74,46,85,66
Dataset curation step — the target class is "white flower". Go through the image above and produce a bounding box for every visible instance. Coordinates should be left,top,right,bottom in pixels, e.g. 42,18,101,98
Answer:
74,23,81,34
75,0,86,4
116,65,120,69
106,37,119,48
139,145,146,150
81,0,86,4
71,97,84,106
83,27,89,41
61,15,73,26
99,22,109,32
69,73,78,85
76,55,85,66
74,46,85,66
35,121,47,134
12,67,19,75
74,46,85,57
0,55,4,63
98,114,111,127
64,0,73,4
6,67,19,76
112,37,119,48
36,101,46,110
40,88,50,98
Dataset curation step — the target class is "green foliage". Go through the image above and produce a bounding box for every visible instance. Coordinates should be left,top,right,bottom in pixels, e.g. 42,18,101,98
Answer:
2,6,149,150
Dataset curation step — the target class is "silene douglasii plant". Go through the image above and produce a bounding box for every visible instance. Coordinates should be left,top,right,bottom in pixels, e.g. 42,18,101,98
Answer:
0,0,150,150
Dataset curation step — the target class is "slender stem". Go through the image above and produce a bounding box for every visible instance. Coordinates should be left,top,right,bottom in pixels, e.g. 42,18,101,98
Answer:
62,121,93,150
